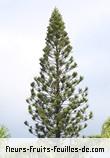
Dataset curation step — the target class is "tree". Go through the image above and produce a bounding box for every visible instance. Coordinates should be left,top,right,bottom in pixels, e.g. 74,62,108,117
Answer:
0,126,10,138
101,117,110,138
89,117,110,138
24,8,93,138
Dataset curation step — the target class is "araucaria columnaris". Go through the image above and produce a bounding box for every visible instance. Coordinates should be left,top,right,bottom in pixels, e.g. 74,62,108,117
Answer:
24,8,93,138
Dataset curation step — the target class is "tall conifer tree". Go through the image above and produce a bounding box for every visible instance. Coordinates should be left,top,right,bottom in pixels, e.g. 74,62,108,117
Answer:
24,8,93,138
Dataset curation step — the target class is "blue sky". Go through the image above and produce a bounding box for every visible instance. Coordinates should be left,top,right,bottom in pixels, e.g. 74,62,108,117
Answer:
0,0,110,137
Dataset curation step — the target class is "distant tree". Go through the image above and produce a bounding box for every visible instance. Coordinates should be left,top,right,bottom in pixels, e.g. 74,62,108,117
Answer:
101,118,110,138
24,8,93,138
0,126,10,138
89,117,110,138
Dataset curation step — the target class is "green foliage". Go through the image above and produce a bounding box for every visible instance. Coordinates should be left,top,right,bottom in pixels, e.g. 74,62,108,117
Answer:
89,135,102,138
89,117,110,138
101,117,110,138
25,8,92,138
0,126,10,138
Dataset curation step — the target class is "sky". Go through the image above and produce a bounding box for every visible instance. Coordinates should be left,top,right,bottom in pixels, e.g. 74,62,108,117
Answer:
0,0,110,137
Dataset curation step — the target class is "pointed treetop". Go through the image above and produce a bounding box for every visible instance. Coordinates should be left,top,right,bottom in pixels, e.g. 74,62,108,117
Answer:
51,7,63,20
48,7,65,29
52,7,61,16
